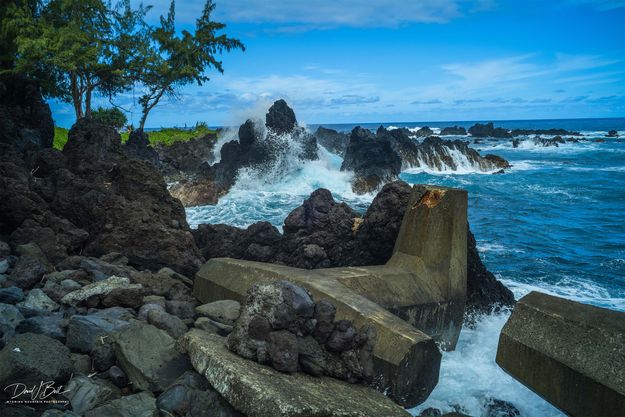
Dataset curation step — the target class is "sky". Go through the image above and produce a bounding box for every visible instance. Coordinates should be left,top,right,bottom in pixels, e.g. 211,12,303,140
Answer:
50,0,625,128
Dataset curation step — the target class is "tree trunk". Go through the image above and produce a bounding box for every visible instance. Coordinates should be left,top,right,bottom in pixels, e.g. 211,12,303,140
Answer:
139,88,166,131
85,85,93,118
70,72,83,120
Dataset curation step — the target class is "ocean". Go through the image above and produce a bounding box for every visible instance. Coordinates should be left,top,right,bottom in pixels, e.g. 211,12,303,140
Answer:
185,117,625,417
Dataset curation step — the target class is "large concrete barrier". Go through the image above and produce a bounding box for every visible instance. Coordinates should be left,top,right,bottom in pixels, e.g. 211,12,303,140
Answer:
193,184,468,407
496,291,625,417
180,330,412,417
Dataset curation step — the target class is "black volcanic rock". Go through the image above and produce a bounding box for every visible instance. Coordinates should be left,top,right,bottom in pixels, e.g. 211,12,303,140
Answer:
266,99,297,134
0,75,54,151
511,128,581,137
606,129,618,138
171,100,318,206
156,131,217,177
340,127,402,193
1,117,203,276
193,181,515,314
341,127,509,193
314,126,349,156
468,122,511,138
440,126,467,136
124,129,159,166
415,126,434,137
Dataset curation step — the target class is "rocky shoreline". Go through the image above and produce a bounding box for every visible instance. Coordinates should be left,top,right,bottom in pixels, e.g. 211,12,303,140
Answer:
1,76,621,417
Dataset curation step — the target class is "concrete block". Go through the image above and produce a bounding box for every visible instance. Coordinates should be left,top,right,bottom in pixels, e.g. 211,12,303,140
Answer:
496,291,625,417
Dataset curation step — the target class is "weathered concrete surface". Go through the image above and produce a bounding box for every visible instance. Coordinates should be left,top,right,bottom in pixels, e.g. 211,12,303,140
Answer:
496,291,625,417
180,329,411,417
194,258,440,407
193,185,468,407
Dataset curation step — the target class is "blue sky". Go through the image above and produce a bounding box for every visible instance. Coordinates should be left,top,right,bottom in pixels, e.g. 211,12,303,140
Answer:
51,0,625,128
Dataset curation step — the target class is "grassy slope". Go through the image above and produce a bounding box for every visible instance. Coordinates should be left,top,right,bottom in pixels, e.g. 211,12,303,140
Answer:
53,126,215,150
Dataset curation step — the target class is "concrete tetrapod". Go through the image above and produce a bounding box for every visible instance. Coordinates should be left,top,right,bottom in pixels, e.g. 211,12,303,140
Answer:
193,184,468,407
496,291,625,417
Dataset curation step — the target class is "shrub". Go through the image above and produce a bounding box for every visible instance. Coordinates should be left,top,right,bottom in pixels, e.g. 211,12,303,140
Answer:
91,107,128,130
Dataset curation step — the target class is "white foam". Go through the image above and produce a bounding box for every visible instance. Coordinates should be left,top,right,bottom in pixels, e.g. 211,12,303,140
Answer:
410,312,564,417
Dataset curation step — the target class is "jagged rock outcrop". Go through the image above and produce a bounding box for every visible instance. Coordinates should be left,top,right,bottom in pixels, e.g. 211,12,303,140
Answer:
341,126,510,193
440,126,467,135
156,131,217,178
0,75,54,151
468,122,511,138
313,126,349,156
171,99,319,206
415,126,434,137
123,129,159,166
340,127,403,194
511,128,581,137
533,135,566,147
1,117,203,276
606,129,618,137
193,181,515,313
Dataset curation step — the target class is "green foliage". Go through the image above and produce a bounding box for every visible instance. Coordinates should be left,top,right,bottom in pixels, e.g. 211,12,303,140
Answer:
140,126,215,146
91,107,128,130
53,126,69,150
54,124,214,150
5,0,149,118
135,0,244,130
4,0,243,127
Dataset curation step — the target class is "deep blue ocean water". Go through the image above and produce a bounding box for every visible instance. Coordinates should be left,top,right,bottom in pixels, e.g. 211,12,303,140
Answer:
186,117,625,417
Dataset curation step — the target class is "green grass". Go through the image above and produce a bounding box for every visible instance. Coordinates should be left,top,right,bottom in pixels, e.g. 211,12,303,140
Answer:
53,125,216,150
53,126,69,150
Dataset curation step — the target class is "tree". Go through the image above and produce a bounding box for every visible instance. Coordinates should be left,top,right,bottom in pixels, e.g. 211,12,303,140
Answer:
6,0,148,119
136,0,244,131
91,106,128,130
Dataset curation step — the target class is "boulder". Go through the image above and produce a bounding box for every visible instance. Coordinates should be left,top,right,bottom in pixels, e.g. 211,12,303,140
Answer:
180,330,411,417
496,292,625,417
61,276,142,307
195,300,241,325
0,287,24,304
0,333,72,392
65,375,121,415
107,365,129,388
112,323,192,392
606,129,618,137
9,254,47,289
147,308,188,339
17,288,59,312
226,281,373,381
15,314,66,342
156,370,243,417
84,391,157,417
66,314,130,353
0,303,24,332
